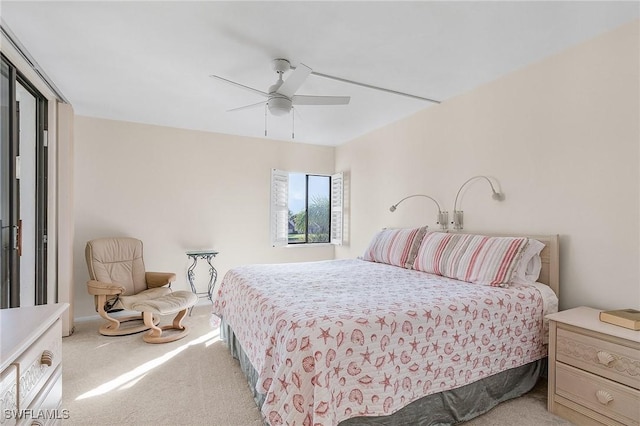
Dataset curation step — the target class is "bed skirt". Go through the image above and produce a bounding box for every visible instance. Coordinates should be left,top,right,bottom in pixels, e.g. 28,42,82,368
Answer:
220,319,546,425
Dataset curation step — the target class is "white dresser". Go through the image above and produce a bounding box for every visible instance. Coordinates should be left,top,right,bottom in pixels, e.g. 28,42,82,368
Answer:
547,306,640,426
0,303,68,426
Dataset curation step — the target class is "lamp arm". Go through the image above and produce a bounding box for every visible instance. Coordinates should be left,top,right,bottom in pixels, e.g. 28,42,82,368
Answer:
453,175,500,212
392,194,442,213
390,194,447,230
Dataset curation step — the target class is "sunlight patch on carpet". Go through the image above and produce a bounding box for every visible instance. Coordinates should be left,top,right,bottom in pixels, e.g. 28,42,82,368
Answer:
75,329,220,400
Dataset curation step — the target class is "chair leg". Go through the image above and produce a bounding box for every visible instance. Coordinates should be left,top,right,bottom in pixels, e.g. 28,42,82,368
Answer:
142,311,163,338
96,295,158,336
142,308,190,344
97,295,121,331
172,309,187,330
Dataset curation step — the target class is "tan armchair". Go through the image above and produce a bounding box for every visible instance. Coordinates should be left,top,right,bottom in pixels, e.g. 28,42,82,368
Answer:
86,237,196,343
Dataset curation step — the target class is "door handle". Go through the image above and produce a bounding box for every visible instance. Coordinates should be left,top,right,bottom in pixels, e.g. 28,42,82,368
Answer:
1,223,20,254
1,219,22,256
17,219,22,256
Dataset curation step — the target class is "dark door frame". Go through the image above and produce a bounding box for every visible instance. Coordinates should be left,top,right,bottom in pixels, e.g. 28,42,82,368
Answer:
1,53,48,308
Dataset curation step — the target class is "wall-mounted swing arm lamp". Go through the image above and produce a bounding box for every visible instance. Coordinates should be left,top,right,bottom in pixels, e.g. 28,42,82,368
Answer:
389,194,448,230
452,176,504,230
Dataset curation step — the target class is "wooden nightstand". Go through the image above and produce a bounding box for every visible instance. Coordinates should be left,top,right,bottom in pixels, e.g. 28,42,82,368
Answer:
547,306,640,426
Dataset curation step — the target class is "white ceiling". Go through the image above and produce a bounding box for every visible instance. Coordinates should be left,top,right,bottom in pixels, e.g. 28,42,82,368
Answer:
2,1,638,146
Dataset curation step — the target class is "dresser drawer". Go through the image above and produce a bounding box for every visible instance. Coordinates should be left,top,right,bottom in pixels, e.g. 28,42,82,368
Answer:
556,363,640,425
0,365,18,426
14,319,62,411
556,326,640,390
21,366,63,426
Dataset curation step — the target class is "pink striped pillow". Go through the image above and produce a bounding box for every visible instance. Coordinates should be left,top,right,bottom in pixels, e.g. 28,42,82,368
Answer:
412,232,473,276
413,232,529,287
363,227,428,268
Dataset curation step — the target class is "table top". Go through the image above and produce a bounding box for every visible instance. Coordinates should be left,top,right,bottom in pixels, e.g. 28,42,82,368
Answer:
186,249,219,257
546,306,640,343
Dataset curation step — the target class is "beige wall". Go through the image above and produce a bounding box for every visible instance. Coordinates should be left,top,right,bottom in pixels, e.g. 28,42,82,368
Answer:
74,20,639,318
73,117,335,318
336,20,640,311
56,102,75,335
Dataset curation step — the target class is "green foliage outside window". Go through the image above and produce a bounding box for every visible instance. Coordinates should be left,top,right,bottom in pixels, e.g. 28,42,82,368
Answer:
289,195,330,243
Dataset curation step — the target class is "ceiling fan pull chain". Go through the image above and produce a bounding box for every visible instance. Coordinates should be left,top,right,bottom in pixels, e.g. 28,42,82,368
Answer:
264,103,268,137
292,107,295,139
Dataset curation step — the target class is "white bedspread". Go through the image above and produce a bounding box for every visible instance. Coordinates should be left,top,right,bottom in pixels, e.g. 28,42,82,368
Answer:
212,259,556,426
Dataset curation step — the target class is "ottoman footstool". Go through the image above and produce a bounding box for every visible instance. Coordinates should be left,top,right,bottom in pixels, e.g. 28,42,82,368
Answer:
131,290,198,343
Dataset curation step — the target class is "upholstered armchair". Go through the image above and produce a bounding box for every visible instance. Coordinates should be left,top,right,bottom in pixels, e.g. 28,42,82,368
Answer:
86,237,196,343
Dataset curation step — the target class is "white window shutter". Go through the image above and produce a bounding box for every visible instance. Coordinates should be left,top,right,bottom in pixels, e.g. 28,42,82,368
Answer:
330,172,344,245
270,169,289,247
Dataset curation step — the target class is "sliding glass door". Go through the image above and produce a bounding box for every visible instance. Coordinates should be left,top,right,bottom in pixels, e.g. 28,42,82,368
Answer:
1,54,48,309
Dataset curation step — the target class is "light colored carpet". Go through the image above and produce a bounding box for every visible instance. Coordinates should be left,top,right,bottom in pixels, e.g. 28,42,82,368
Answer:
62,305,573,425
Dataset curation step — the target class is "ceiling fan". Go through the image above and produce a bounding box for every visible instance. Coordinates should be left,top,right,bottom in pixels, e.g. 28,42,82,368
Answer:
210,59,441,139
210,58,441,117
210,58,350,117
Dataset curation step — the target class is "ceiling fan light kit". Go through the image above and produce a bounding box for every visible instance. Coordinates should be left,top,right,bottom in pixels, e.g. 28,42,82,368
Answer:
267,95,292,116
210,58,440,138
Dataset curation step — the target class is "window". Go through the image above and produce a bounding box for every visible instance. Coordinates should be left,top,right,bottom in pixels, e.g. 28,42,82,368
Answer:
271,169,343,247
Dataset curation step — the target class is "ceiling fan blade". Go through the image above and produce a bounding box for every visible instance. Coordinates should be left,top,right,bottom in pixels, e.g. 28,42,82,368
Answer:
227,100,267,112
210,74,269,98
307,70,441,104
276,63,312,98
292,95,351,105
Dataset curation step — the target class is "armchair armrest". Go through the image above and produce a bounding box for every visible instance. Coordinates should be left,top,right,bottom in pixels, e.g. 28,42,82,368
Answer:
146,272,176,288
87,280,125,296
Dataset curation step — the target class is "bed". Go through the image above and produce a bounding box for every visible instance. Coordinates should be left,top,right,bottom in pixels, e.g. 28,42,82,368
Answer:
212,230,559,425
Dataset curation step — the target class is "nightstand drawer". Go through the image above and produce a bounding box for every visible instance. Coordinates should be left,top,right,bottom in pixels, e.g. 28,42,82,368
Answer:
556,363,640,425
557,326,640,390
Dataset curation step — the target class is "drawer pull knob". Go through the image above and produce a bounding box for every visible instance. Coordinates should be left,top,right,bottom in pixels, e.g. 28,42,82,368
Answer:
596,390,614,405
596,351,614,366
40,350,54,367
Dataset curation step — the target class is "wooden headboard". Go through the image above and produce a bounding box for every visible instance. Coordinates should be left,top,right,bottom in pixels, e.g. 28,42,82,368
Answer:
448,232,560,298
525,234,560,297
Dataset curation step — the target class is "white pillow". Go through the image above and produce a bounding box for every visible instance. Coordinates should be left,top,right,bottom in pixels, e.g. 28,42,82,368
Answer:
511,239,545,285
